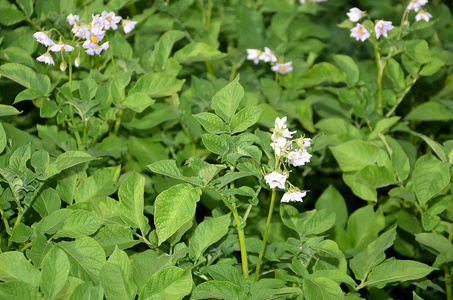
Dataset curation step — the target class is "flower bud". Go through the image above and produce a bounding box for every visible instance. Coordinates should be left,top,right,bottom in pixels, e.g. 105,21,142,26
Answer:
74,57,81,68
60,61,67,72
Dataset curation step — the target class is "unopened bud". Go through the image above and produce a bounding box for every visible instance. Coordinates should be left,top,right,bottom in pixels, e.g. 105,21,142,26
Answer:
60,61,67,72
74,57,81,68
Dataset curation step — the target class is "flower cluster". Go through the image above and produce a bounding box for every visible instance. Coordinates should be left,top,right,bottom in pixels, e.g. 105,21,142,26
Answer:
246,47,293,75
264,117,312,203
408,0,432,22
33,11,137,70
347,8,394,42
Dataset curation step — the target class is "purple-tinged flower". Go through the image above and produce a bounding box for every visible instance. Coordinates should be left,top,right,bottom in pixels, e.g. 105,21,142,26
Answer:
415,10,432,22
281,190,307,202
100,11,122,30
33,31,55,46
67,14,79,25
264,172,287,190
83,27,105,49
85,42,109,56
375,20,394,39
49,43,74,52
347,8,363,22
36,53,55,65
259,47,277,63
407,0,428,12
287,149,312,167
271,62,293,74
350,24,371,42
122,19,137,34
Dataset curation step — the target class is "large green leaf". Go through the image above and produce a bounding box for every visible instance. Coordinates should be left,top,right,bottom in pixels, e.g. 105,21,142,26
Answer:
0,63,50,94
40,151,97,180
57,236,106,284
74,166,121,203
413,154,451,207
41,246,70,300
150,30,186,68
148,160,204,186
229,106,264,134
154,183,202,245
53,209,104,239
93,224,139,257
297,63,346,88
129,72,184,98
315,185,348,228
347,206,385,253
0,282,42,300
174,42,226,63
405,102,453,122
362,259,435,289
211,75,244,122
100,247,135,300
118,172,149,234
189,214,231,261
122,93,155,113
193,112,228,134
333,54,359,86
191,281,242,300
0,251,41,288
302,277,343,300
139,267,192,300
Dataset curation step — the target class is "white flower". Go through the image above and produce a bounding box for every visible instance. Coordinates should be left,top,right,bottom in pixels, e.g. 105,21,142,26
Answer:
85,41,109,56
264,172,287,190
274,116,288,130
72,24,90,39
271,62,293,74
33,31,55,46
347,8,363,22
83,27,105,49
270,137,288,157
302,138,311,148
408,0,428,12
122,19,137,34
287,148,312,167
49,43,74,52
375,20,394,39
350,24,370,42
74,57,81,67
246,49,261,64
281,191,307,203
100,11,122,30
67,13,79,25
36,53,55,65
415,10,432,22
259,47,277,63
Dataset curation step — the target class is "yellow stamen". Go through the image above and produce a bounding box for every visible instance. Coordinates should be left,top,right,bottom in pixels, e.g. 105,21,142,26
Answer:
378,23,384,30
90,35,98,43
280,66,286,72
106,17,110,21
359,27,363,34
60,46,64,51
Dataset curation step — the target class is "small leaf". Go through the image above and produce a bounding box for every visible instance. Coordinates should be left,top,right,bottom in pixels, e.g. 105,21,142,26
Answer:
0,104,21,116
211,75,244,122
303,277,343,300
0,282,42,300
130,72,185,98
148,160,204,186
193,112,228,134
53,209,104,239
191,281,242,300
174,42,226,63
140,266,192,300
41,246,70,300
201,134,228,155
229,106,264,134
122,93,155,113
100,247,135,300
333,54,359,86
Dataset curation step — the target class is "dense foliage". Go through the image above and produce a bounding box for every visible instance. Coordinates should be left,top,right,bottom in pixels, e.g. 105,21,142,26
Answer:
0,0,452,299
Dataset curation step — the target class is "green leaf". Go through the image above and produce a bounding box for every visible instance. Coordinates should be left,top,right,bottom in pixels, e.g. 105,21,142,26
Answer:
16,0,34,17
0,63,50,94
118,172,149,234
355,165,397,188
0,281,42,300
140,267,192,300
347,206,385,252
385,58,405,91
93,224,139,256
10,223,32,243
100,247,135,300
315,118,363,144
368,117,400,141
403,40,431,64
0,123,5,153
69,282,104,300
54,209,104,239
15,88,45,104
350,226,397,282
110,35,133,59
130,250,170,293
384,135,410,182
128,104,181,130
201,134,228,155
26,234,53,268
40,151,97,180
110,72,131,105
415,233,453,266
122,93,155,113
193,112,228,134
191,281,242,300
206,264,248,288
0,2,24,25
38,209,72,235
211,75,244,122
32,186,61,218
0,104,21,116
315,185,348,228
40,99,59,118
74,166,121,203
303,209,336,235
413,154,451,207
302,277,343,300
130,72,185,98
420,57,445,76
174,42,226,63
154,183,202,245
79,76,97,102
416,133,447,162
57,236,106,284
405,102,453,122
148,160,204,186
150,30,186,68
333,54,359,86
189,214,231,261
41,246,70,300
330,140,392,172
0,251,41,288
297,62,346,88
229,106,264,134
363,259,435,289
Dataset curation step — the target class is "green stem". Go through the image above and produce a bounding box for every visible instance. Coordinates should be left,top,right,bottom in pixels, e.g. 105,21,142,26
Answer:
68,52,73,90
7,212,23,249
105,34,117,76
205,61,216,78
0,206,10,231
371,37,383,115
446,266,452,300
385,76,418,117
113,109,123,136
207,188,249,278
207,0,212,27
254,188,276,282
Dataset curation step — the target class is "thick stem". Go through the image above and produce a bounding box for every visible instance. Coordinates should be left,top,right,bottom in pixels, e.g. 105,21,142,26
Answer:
113,109,123,136
254,188,276,282
445,266,452,300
